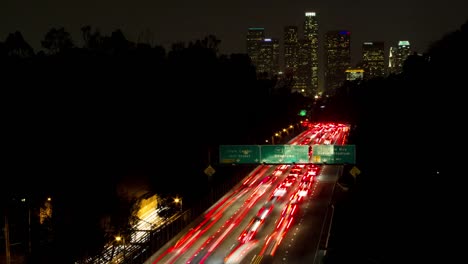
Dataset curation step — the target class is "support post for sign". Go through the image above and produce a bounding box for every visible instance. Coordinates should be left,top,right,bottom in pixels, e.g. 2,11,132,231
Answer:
207,146,214,204
208,147,211,164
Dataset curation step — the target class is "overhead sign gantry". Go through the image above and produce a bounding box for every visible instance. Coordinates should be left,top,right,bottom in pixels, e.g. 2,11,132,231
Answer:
219,145,355,165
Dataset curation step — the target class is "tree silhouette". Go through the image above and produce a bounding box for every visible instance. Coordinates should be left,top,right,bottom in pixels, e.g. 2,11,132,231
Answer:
41,27,74,54
80,25,103,50
101,29,134,54
322,20,468,264
4,31,34,58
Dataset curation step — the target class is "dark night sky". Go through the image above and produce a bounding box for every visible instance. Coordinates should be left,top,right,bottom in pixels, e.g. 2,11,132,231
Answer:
2,0,467,65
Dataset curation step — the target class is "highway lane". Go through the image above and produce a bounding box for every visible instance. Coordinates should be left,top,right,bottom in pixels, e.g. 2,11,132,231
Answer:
266,165,342,264
148,165,291,264
214,166,303,264
145,122,348,264
146,164,339,264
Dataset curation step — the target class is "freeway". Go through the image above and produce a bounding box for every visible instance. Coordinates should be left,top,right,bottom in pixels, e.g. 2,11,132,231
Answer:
257,165,341,264
144,122,348,264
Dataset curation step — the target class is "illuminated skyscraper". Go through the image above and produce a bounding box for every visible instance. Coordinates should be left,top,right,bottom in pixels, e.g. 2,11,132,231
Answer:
362,41,385,79
257,38,280,78
304,12,319,96
284,26,299,92
296,39,311,94
246,28,265,67
325,30,351,93
388,40,411,75
284,26,299,74
246,28,280,78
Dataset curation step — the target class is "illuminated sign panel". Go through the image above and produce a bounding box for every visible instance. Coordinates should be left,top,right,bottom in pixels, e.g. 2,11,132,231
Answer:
346,69,364,81
219,145,260,164
398,40,410,46
260,145,309,163
219,145,309,164
311,145,356,164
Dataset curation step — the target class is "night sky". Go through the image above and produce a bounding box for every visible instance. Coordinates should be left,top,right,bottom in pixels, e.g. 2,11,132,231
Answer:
2,0,467,65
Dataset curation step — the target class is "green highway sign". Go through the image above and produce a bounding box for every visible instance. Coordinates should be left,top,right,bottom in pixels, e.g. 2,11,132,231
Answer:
219,145,261,164
219,145,309,164
311,145,356,164
261,145,309,163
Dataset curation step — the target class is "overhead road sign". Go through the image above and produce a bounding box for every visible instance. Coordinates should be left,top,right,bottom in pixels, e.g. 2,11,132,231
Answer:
260,145,309,164
219,145,261,164
311,145,356,164
219,145,309,164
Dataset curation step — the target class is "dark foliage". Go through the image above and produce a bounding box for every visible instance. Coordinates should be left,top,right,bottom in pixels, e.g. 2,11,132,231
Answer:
322,20,467,264
2,28,310,263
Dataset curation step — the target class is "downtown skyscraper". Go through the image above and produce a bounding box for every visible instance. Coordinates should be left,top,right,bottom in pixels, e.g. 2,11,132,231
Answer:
325,30,351,94
246,28,280,78
303,12,319,97
282,12,319,97
246,28,265,68
388,40,411,75
362,41,385,79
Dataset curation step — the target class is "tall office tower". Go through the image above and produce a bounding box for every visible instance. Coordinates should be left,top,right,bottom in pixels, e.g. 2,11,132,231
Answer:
246,28,265,68
362,41,385,79
304,12,320,96
257,38,280,78
284,26,299,73
271,38,280,76
388,40,411,75
325,30,351,93
284,26,299,90
296,39,311,95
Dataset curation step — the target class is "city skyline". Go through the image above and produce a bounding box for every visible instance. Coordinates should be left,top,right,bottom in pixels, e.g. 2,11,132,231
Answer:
2,0,467,66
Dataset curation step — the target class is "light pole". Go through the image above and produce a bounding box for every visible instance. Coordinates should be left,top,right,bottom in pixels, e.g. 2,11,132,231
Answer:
20,197,31,255
4,207,11,264
27,202,31,255
272,133,280,145
174,197,182,212
115,235,126,260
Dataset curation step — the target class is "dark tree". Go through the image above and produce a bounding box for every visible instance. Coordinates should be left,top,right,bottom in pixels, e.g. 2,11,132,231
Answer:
41,27,74,54
4,31,34,58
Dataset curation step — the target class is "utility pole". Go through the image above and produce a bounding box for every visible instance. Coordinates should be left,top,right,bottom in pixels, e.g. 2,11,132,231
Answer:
28,204,32,255
207,146,214,204
4,207,11,264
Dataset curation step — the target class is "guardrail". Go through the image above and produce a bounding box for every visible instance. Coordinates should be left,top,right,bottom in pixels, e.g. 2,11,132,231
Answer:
75,166,252,264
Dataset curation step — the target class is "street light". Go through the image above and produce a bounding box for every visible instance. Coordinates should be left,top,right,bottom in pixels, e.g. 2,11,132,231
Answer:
115,235,126,260
174,197,183,212
274,133,281,144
